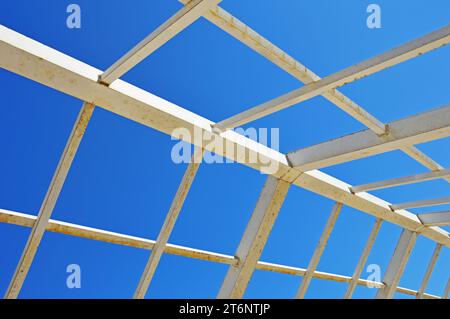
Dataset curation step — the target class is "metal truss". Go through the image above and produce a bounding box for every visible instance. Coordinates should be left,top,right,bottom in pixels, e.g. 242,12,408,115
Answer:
0,1,449,299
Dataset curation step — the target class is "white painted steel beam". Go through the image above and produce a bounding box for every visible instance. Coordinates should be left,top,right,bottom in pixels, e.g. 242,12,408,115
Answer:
0,208,236,265
99,0,221,85
134,147,204,299
351,168,450,193
296,202,343,299
418,211,450,227
288,105,450,171
213,24,450,131
217,176,290,299
375,229,418,299
0,208,442,299
344,218,383,299
184,3,450,184
4,102,94,299
1,25,449,248
391,197,450,211
417,243,442,299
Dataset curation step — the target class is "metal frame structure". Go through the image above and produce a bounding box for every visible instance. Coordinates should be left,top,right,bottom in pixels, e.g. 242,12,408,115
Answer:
0,1,449,299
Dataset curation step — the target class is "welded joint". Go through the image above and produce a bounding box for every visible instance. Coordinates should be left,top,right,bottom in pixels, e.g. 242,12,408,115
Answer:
280,167,303,184
376,123,390,138
97,75,111,86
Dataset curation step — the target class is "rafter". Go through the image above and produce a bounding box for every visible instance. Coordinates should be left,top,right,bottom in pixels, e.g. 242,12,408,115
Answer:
99,0,221,85
351,168,450,193
213,24,450,131
418,211,450,227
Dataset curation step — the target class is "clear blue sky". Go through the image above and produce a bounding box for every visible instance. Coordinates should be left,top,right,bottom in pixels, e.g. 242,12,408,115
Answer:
0,0,449,298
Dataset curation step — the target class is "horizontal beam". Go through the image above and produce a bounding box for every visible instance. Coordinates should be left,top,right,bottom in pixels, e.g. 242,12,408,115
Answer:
288,105,450,171
213,24,450,130
391,197,450,211
99,0,220,85
444,279,450,299
1,25,449,248
351,168,450,193
418,211,450,227
0,208,235,264
0,209,440,299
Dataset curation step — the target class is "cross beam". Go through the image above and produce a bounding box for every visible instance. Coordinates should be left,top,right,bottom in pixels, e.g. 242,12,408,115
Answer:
418,211,450,227
213,24,450,131
134,147,204,299
351,168,450,193
288,105,450,171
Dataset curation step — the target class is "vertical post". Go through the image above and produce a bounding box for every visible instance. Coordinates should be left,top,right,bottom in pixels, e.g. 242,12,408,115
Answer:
134,147,204,299
4,102,95,299
217,176,290,299
98,0,221,84
344,218,382,299
295,202,343,299
375,229,417,299
416,243,442,299
442,278,449,299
